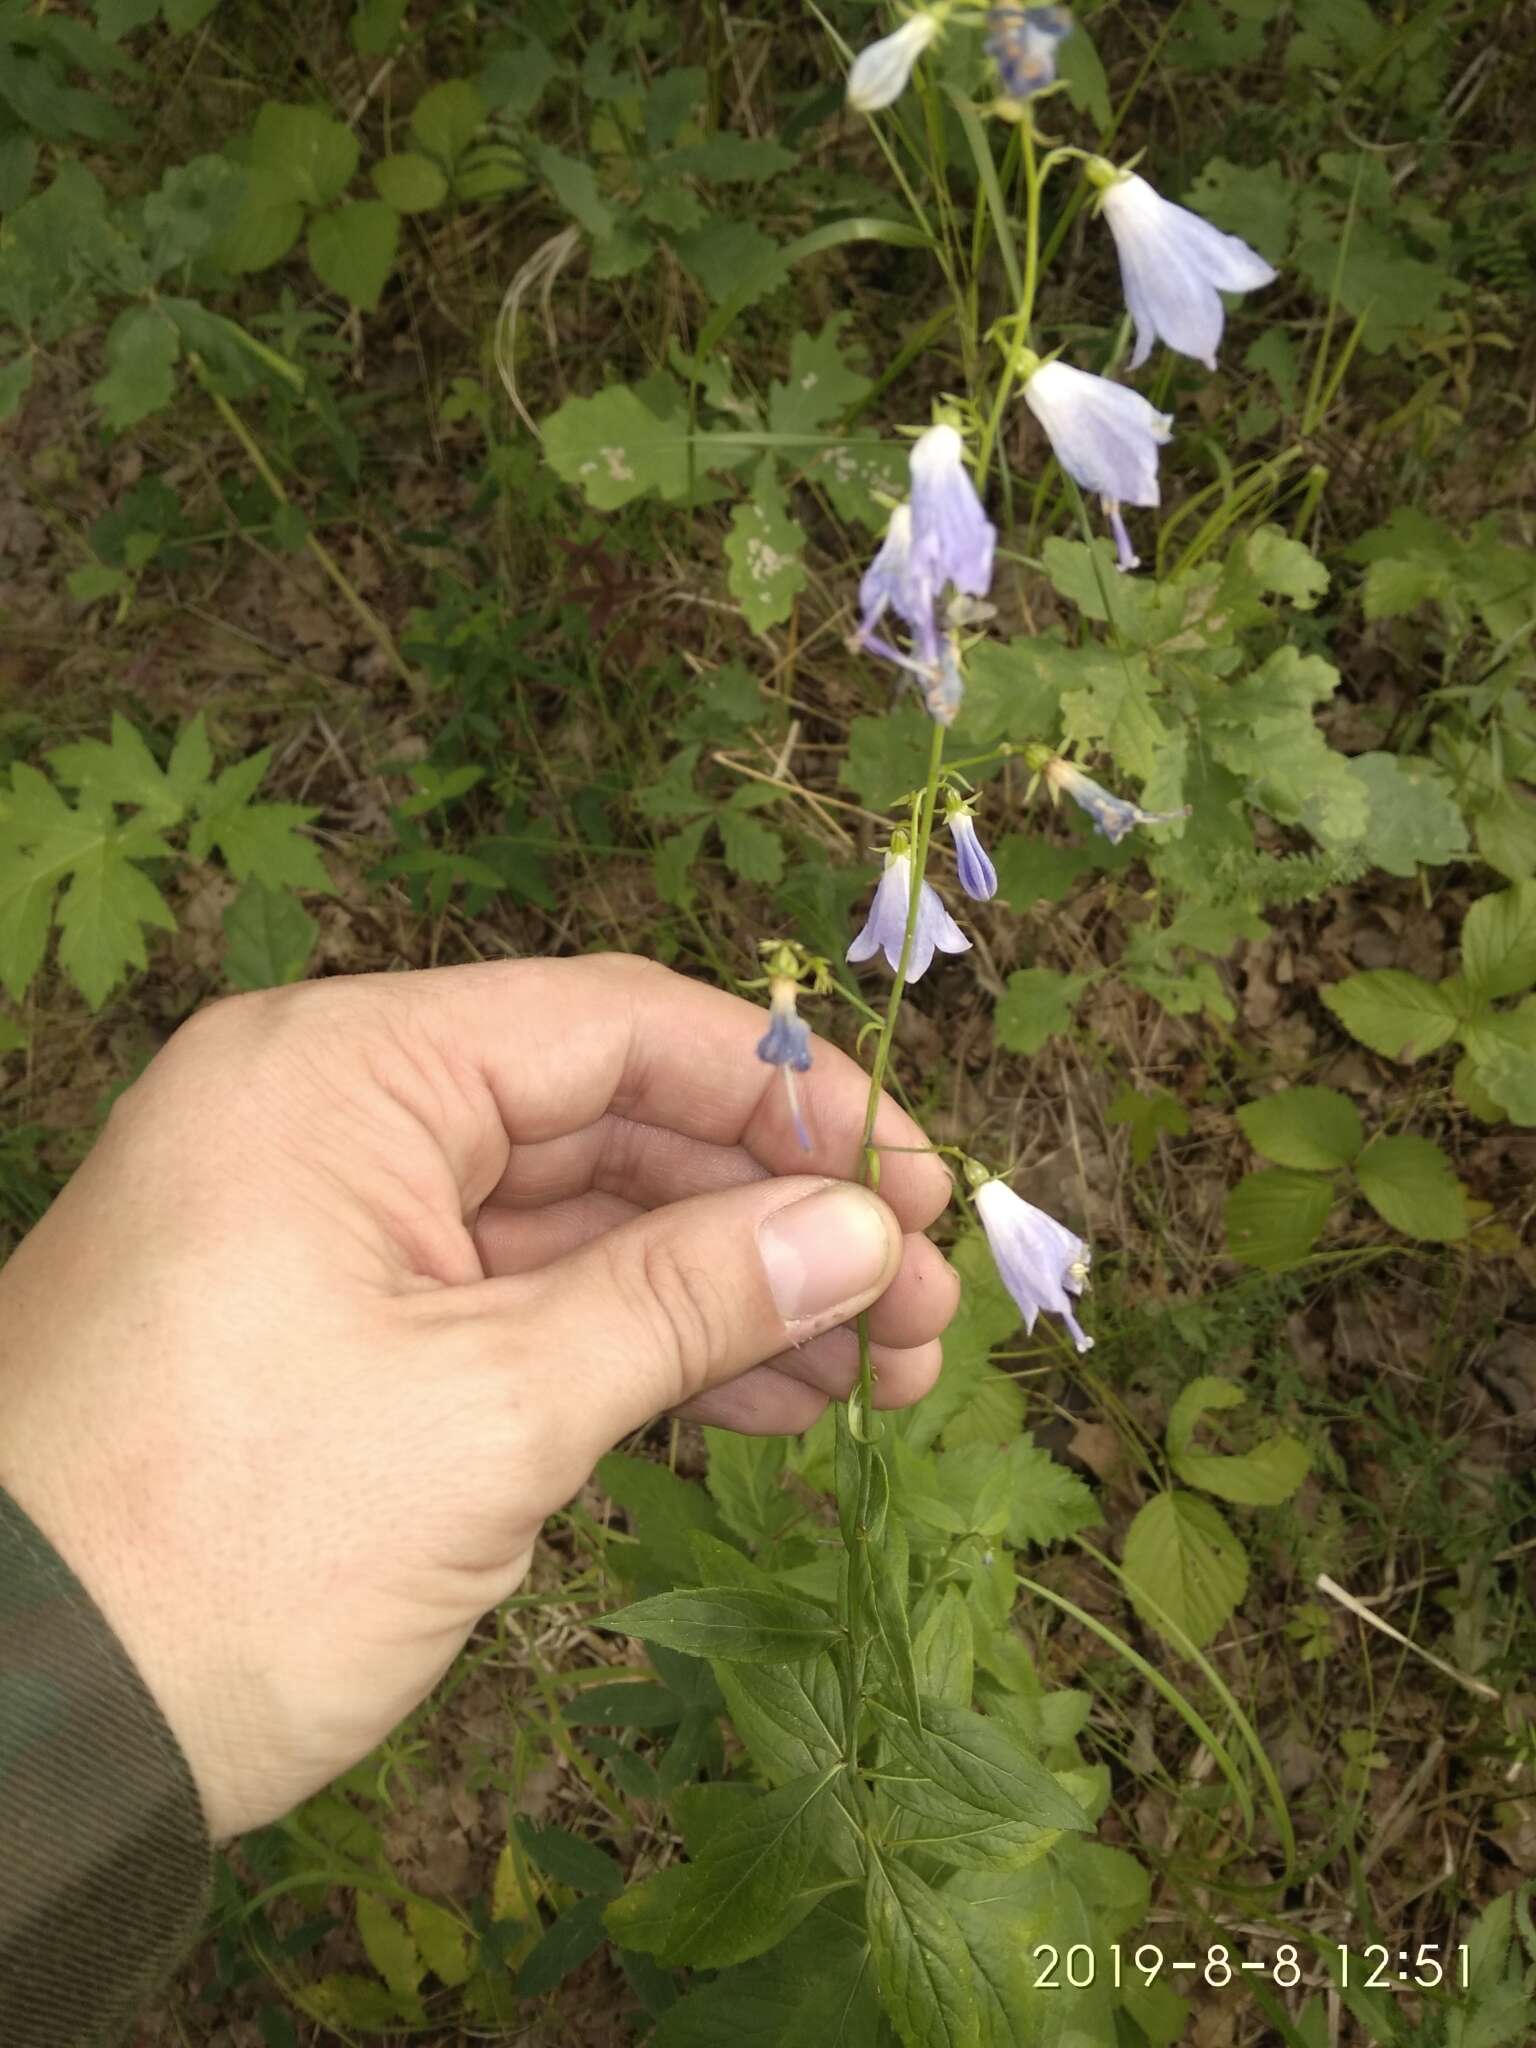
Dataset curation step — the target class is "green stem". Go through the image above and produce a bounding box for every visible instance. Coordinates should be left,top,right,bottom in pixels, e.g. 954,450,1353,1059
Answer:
835,719,947,1760
975,110,1044,491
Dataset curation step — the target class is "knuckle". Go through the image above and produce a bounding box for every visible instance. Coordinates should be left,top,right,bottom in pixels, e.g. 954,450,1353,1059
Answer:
629,1232,738,1398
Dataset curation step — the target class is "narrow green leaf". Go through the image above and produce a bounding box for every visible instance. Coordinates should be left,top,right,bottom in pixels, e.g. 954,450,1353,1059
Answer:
598,1587,839,1663
865,1849,979,2048
870,1699,1089,1833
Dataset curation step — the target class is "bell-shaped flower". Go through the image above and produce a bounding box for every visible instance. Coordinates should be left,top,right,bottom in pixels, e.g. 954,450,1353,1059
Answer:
859,502,940,667
1090,163,1277,372
847,13,940,112
946,805,997,901
973,1176,1093,1353
756,976,813,1150
847,851,970,981
1045,757,1190,844
986,4,1073,102
1021,358,1172,508
908,423,996,598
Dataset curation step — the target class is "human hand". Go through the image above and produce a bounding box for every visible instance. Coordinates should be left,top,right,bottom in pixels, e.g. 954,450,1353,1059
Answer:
0,957,956,1840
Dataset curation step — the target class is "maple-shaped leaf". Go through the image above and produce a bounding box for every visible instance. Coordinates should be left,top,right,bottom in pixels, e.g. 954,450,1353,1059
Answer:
188,749,331,891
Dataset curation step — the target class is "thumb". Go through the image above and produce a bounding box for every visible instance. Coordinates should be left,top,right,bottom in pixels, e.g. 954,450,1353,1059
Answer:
477,1178,903,1458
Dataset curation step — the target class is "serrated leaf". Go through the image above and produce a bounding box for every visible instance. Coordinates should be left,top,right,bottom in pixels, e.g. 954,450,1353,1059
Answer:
843,707,932,812
718,806,783,885
0,855,56,1003
1236,1086,1362,1170
994,967,1087,1056
1166,1377,1310,1506
213,165,306,273
1322,969,1460,1061
354,1892,425,2005
1244,525,1328,609
1121,1491,1248,1647
870,1699,1090,1833
411,79,487,167
1462,882,1536,1001
515,1895,608,1997
371,150,448,213
1464,1001,1536,1126
222,878,317,990
56,836,176,1009
543,379,693,510
308,199,398,310
913,1588,973,1710
92,305,179,428
1347,753,1469,878
606,1771,836,1969
404,1898,475,1987
767,318,870,437
1003,1441,1102,1546
202,799,330,892
1106,1083,1190,1168
725,456,807,632
1223,1167,1333,1270
47,713,181,823
702,1428,796,1547
514,1818,624,1900
599,1587,838,1663
248,101,359,207
865,1850,979,2048
1354,1134,1468,1242
0,352,35,422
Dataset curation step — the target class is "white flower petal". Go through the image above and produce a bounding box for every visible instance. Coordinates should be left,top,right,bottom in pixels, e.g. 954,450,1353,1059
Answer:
847,15,939,112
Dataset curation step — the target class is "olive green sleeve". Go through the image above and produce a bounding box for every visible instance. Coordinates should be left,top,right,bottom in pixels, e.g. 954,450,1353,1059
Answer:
0,1486,213,2047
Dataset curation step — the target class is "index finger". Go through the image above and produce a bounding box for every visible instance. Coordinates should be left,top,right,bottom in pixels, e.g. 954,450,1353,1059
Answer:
397,954,953,1233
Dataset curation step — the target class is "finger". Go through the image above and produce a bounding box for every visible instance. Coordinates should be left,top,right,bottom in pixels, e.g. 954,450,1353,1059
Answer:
382,956,953,1230
441,1176,904,1461
862,1233,960,1349
759,1329,945,1408
672,1367,829,1435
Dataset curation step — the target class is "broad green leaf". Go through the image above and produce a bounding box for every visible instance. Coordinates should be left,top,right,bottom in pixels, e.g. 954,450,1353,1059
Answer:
198,796,331,892
865,1849,979,2048
0,1016,26,1056
533,141,613,239
410,80,487,168
370,151,448,213
1464,1000,1536,1126
1354,1134,1468,1242
1166,1377,1311,1507
843,706,932,812
91,305,179,428
1206,647,1367,847
307,1976,417,2028
514,1819,624,1900
308,199,398,310
599,1587,838,1663
712,1654,844,1786
212,164,305,273
672,218,781,305
1347,753,1469,878
222,878,317,990
67,564,130,604
718,806,783,884
725,456,807,632
46,713,181,823
143,155,245,272
563,1680,681,1728
702,1428,796,1546
1462,882,1536,1001
248,102,359,207
913,1588,973,1710
607,1771,837,1968
1474,784,1536,883
350,0,409,56
162,0,219,26
767,317,871,437
1184,156,1294,263
1321,969,1460,1061
0,352,34,422
56,835,176,1009
1002,1441,1102,1546
354,1893,424,2006
1235,1085,1362,1170
994,966,1087,1055
878,1777,1057,1873
862,1499,922,1728
1106,1083,1190,1167
657,136,795,183
1121,1490,1248,1647
404,1899,475,1988
1223,1166,1333,1270
597,1447,724,1581
869,1699,1090,1833
1244,524,1328,609
0,855,57,1003
515,1895,608,1997
543,379,693,509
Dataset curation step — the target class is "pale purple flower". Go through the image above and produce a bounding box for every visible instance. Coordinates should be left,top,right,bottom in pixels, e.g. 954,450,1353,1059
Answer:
1104,498,1139,573
947,810,997,901
847,851,970,980
756,977,812,1151
986,5,1073,101
847,14,939,112
859,502,940,668
1094,167,1277,372
908,424,995,598
974,1178,1093,1353
1045,757,1190,844
1022,359,1172,507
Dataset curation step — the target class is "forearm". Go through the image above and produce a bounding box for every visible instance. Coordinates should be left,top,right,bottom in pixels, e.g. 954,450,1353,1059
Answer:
0,1486,212,2047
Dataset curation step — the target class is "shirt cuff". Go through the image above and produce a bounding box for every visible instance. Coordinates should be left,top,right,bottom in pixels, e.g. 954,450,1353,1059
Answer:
0,1484,213,2047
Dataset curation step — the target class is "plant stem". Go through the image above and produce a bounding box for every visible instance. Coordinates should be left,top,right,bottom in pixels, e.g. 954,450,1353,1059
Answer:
836,717,947,1756
975,109,1044,492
